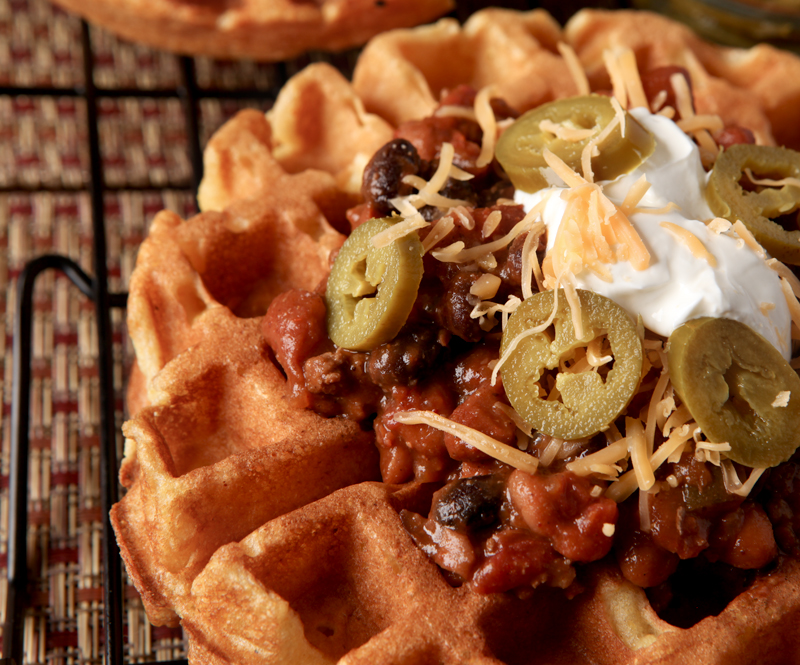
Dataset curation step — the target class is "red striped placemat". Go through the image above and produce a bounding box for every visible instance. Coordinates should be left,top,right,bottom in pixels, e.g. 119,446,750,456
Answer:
1,0,278,661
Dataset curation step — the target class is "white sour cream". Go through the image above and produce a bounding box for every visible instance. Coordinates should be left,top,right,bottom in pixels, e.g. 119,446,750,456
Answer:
515,108,792,359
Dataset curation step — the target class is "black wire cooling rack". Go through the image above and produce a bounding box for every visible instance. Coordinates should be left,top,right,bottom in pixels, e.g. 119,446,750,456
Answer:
2,2,629,663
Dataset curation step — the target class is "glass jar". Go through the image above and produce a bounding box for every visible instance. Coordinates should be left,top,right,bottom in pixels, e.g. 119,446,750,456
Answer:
633,0,800,51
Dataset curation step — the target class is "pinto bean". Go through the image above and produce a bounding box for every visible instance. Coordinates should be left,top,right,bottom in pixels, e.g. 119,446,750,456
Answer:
509,469,617,562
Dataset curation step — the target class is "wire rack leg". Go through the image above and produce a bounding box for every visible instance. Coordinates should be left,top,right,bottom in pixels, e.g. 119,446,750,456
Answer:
4,256,93,665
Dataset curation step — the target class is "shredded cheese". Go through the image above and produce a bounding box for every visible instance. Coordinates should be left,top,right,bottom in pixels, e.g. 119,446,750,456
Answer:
539,119,595,142
586,336,613,367
391,196,422,218
393,410,539,475
772,390,791,408
435,105,478,121
618,48,648,109
371,216,429,248
721,461,766,497
432,209,536,264
627,417,655,492
474,86,497,169
494,402,533,437
707,217,732,234
422,215,455,253
695,441,732,453
670,71,719,160
663,404,692,437
744,168,800,190
659,221,717,267
606,424,693,502
521,213,546,299
402,174,470,208
645,370,671,456
604,49,628,110
558,42,591,96
539,437,566,467
482,209,503,238
657,106,676,119
732,220,767,259
451,206,476,230
469,273,502,300
650,89,668,114
567,438,629,477
619,175,651,216
768,258,800,297
676,114,724,134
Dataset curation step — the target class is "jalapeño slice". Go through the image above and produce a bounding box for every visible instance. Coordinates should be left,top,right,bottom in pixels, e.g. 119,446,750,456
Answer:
495,95,655,193
326,217,423,351
668,317,800,468
706,144,800,265
500,289,643,440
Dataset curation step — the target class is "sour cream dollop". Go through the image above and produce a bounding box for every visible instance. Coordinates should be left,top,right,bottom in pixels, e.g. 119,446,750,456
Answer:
514,108,792,359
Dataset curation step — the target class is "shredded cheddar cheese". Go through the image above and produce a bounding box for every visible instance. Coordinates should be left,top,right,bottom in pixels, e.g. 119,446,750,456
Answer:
393,411,539,475
628,417,655,492
618,48,648,109
422,215,455,253
539,119,595,142
557,42,591,96
475,86,498,169
732,220,767,259
707,217,732,234
744,168,800,190
604,49,628,110
432,210,537,264
670,71,718,161
469,273,502,300
676,114,725,134
567,438,629,477
659,221,717,267
482,209,503,238
772,391,791,408
371,216,429,248
721,461,766,497
650,89,668,113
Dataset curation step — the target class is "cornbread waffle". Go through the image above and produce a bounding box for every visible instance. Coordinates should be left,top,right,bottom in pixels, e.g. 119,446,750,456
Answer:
116,8,800,664
47,0,454,61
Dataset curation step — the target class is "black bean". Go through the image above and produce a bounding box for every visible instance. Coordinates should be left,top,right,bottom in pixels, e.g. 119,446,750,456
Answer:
361,139,421,215
432,475,506,532
438,271,483,343
366,327,441,389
